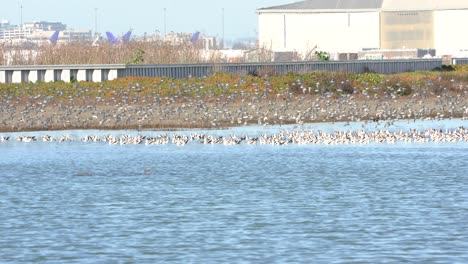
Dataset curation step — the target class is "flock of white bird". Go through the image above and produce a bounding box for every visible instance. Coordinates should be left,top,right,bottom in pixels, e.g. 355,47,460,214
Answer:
1,127,466,146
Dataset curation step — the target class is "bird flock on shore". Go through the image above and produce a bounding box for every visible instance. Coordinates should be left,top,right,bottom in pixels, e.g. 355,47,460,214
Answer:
0,76,466,132
0,73,467,151
1,126,466,146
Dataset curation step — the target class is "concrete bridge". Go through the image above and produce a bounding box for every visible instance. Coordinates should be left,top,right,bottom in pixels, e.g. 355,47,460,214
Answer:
1,58,467,84
0,64,124,83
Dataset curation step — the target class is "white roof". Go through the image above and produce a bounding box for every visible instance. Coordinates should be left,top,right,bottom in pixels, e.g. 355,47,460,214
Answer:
257,0,383,13
258,0,468,13
259,0,383,10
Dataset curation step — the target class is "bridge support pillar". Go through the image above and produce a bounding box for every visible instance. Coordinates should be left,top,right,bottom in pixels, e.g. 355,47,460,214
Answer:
108,69,118,80
12,70,22,83
62,69,71,82
77,69,87,81
0,71,5,83
45,70,54,82
28,71,38,83
92,69,102,82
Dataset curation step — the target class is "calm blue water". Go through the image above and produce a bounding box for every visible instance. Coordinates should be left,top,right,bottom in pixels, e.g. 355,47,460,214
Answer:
1,121,467,263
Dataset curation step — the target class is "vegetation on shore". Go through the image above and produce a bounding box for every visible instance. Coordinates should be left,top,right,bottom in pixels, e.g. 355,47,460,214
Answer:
1,66,466,132
1,65,467,100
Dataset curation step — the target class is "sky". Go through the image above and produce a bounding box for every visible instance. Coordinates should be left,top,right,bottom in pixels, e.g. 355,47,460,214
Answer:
1,0,291,40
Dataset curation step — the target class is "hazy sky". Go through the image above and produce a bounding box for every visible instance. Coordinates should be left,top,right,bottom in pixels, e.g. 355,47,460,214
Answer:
1,0,291,40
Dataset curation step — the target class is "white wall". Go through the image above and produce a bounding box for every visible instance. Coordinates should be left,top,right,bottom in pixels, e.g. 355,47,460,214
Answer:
258,12,380,56
258,13,286,51
434,10,468,56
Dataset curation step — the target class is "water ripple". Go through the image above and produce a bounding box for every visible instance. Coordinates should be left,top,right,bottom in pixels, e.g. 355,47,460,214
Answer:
0,133,467,263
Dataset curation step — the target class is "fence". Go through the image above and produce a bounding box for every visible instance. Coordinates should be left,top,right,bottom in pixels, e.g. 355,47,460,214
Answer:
123,59,444,78
0,58,465,84
452,58,468,65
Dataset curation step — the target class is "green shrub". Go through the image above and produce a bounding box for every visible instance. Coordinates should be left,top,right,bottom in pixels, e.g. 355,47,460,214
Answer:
354,72,385,85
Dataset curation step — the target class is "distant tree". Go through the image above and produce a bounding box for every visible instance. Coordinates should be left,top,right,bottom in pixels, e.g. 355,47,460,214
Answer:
315,51,330,61
128,48,145,64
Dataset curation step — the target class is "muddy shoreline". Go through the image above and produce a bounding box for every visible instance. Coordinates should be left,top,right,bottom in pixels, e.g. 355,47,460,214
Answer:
1,71,467,133
1,92,465,133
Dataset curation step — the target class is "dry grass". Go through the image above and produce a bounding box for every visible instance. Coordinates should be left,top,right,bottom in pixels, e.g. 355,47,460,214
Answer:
1,41,225,65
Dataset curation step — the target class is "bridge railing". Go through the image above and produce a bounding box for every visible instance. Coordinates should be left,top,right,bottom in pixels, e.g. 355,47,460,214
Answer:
1,58,464,84
452,58,468,65
123,59,444,79
0,64,126,84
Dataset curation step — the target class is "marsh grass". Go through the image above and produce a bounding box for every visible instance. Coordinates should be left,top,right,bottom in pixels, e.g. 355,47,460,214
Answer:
1,41,224,65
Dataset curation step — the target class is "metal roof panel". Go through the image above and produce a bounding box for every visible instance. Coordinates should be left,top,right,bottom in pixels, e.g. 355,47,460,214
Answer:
259,0,384,11
258,0,468,12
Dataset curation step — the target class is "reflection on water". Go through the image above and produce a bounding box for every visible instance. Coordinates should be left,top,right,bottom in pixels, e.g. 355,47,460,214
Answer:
0,120,467,263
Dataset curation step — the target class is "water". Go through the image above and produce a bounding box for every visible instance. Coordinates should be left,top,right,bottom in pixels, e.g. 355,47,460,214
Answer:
1,121,468,263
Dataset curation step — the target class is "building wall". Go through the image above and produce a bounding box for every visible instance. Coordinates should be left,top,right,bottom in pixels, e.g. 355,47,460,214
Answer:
259,12,380,56
380,11,434,50
258,13,286,51
434,9,468,55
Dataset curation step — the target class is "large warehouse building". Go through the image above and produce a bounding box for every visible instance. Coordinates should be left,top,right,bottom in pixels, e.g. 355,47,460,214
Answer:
257,0,468,58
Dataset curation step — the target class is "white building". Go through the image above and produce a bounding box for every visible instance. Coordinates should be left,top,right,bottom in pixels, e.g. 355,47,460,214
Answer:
257,0,468,57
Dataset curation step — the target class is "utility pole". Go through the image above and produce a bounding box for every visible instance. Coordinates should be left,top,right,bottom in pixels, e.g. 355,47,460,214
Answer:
20,4,23,29
94,8,98,36
164,8,167,36
222,8,225,49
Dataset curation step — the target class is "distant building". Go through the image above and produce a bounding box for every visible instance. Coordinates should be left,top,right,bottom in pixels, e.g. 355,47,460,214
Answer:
150,32,218,50
257,0,468,58
23,21,67,31
0,20,15,30
60,30,93,42
0,20,92,45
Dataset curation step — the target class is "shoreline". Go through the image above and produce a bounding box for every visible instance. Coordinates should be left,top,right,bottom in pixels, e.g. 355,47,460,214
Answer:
1,116,466,134
1,71,467,133
0,94,465,133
